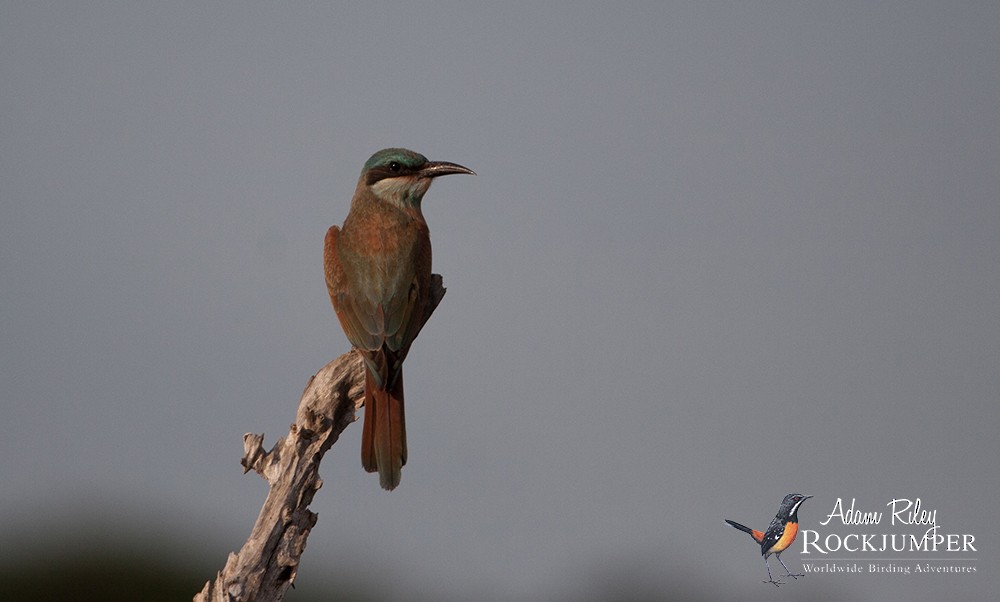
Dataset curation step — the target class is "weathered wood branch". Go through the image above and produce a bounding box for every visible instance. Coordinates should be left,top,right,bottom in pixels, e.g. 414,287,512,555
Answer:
193,351,364,602
195,275,445,602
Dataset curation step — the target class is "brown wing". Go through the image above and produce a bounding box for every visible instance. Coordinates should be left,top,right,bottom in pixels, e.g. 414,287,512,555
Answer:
383,221,433,363
324,225,382,351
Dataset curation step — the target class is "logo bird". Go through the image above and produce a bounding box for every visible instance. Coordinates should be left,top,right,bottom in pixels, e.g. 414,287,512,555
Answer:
726,493,812,586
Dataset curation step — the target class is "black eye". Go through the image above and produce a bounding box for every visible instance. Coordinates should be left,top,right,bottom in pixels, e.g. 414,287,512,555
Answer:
388,161,401,173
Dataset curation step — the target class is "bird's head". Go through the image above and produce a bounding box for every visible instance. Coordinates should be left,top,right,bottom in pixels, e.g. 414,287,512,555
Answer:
360,148,475,210
780,493,812,519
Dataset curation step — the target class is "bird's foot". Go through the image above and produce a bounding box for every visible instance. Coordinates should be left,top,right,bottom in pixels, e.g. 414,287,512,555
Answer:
783,572,804,579
763,579,784,587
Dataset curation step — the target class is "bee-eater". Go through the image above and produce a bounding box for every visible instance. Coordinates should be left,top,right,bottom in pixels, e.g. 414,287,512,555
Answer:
324,148,474,490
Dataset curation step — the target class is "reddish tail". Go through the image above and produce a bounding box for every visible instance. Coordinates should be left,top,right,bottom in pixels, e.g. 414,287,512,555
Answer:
361,368,407,490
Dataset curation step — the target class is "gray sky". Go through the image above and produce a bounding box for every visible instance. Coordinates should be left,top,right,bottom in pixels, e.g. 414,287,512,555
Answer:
2,2,997,600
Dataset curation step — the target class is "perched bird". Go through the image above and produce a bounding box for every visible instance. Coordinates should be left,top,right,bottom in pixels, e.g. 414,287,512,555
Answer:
726,493,812,586
324,148,474,490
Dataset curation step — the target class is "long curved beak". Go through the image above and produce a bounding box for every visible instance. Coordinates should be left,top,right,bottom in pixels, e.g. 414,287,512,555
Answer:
420,161,476,178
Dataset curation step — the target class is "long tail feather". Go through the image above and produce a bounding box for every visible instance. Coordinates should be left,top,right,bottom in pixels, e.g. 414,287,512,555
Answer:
725,519,765,543
361,369,378,474
361,368,406,490
725,519,753,534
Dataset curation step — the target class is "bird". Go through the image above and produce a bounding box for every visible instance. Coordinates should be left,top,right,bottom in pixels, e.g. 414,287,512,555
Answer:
725,493,812,586
324,148,474,490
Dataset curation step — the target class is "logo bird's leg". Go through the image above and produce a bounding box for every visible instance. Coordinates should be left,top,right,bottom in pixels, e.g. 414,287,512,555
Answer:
763,555,784,586
776,553,803,579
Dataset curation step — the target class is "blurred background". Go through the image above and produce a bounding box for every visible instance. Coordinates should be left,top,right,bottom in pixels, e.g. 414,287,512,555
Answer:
2,2,996,600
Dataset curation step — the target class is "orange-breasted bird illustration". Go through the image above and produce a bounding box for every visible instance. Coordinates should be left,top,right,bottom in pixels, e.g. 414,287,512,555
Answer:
324,148,474,490
726,493,812,586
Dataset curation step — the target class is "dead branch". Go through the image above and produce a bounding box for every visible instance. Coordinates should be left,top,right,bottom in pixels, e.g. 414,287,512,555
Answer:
195,275,445,602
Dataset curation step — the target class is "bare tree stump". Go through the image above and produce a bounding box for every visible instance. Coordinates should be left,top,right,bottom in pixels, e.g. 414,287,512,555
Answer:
195,275,445,602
